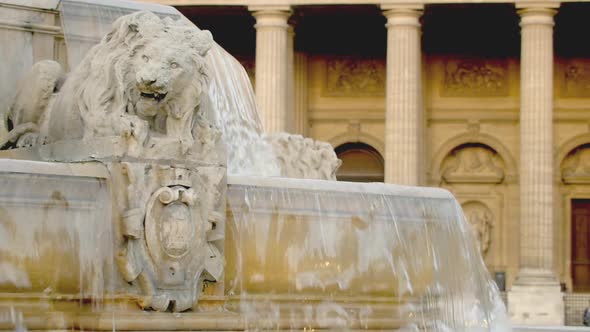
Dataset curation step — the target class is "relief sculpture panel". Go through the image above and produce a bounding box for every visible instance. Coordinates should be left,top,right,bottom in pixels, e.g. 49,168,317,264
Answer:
441,145,505,184
462,201,494,256
441,58,508,97
562,60,590,98
324,57,385,97
562,145,590,183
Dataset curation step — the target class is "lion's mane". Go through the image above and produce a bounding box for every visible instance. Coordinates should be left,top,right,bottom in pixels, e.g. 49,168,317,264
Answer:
46,11,212,142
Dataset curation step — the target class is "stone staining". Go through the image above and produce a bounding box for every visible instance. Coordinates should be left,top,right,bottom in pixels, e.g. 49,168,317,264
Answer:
324,57,385,97
462,201,494,256
442,58,508,97
441,146,505,184
562,60,590,98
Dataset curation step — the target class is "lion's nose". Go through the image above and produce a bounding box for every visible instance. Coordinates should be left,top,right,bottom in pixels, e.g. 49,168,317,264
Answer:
137,72,157,86
142,78,157,86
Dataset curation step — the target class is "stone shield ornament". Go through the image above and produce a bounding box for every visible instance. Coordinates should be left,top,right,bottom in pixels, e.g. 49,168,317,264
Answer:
117,164,224,312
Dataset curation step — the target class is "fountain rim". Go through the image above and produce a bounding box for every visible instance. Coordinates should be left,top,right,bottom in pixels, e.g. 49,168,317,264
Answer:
228,175,454,199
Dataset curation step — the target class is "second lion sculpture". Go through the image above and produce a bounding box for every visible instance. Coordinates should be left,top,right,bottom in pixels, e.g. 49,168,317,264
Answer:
2,11,213,149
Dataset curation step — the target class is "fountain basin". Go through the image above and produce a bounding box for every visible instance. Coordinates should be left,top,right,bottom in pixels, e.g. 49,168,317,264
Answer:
0,153,506,330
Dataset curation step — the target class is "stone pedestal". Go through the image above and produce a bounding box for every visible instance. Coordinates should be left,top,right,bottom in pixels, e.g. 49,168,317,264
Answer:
509,271,564,325
382,5,424,185
250,6,291,134
509,3,564,326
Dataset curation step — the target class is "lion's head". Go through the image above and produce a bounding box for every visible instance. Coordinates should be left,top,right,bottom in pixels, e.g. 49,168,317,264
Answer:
121,15,213,130
47,11,213,141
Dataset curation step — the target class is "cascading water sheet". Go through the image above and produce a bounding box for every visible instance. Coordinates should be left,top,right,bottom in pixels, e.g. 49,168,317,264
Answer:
226,176,512,331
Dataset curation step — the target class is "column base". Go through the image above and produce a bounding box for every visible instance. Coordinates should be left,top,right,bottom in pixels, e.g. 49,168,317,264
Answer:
508,270,564,326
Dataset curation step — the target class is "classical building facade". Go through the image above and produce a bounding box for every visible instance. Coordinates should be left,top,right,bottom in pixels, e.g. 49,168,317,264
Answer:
2,0,590,326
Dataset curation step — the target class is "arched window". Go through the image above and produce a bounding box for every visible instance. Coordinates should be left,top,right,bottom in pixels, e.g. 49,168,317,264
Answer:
335,142,384,182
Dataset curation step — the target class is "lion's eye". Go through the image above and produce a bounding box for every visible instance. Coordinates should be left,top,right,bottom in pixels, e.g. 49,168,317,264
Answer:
142,55,149,62
171,62,179,69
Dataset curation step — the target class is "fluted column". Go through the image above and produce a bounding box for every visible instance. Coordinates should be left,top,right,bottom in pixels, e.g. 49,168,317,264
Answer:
250,6,291,134
293,52,308,136
286,26,295,133
382,5,424,185
508,3,563,326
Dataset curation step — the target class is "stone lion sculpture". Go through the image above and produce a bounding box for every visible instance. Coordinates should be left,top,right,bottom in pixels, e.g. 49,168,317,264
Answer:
2,11,213,150
2,10,342,181
265,133,342,180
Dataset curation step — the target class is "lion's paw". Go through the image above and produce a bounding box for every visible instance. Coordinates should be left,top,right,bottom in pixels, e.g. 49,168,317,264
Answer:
115,115,149,144
16,132,39,148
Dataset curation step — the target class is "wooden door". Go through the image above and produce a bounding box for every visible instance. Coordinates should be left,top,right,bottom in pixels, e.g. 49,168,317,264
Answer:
572,199,590,292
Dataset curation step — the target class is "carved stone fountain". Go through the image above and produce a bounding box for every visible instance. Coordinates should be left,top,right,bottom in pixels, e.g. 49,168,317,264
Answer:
0,3,510,331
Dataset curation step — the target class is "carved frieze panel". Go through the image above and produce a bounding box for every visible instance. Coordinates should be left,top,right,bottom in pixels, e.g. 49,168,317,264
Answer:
462,201,494,256
561,60,590,98
562,145,590,184
441,145,505,184
324,57,385,97
441,58,508,97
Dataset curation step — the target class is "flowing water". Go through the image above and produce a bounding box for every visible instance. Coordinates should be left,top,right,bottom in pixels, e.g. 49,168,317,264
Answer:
0,0,511,330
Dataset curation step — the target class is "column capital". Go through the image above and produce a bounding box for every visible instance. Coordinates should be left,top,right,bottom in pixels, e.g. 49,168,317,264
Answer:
250,5,291,29
517,2,559,26
381,4,423,28
249,5,291,14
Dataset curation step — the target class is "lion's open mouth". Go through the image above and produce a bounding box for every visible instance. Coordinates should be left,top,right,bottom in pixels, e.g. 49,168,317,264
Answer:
140,91,167,102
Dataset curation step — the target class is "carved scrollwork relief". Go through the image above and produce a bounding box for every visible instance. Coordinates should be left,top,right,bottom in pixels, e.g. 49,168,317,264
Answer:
462,201,494,256
562,61,590,98
117,163,225,312
441,145,505,184
562,145,590,184
324,58,385,97
441,58,508,97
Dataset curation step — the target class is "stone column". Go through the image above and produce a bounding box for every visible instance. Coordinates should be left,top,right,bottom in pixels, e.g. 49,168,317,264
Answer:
382,5,424,185
508,3,563,326
286,26,295,133
250,6,291,134
293,52,308,136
